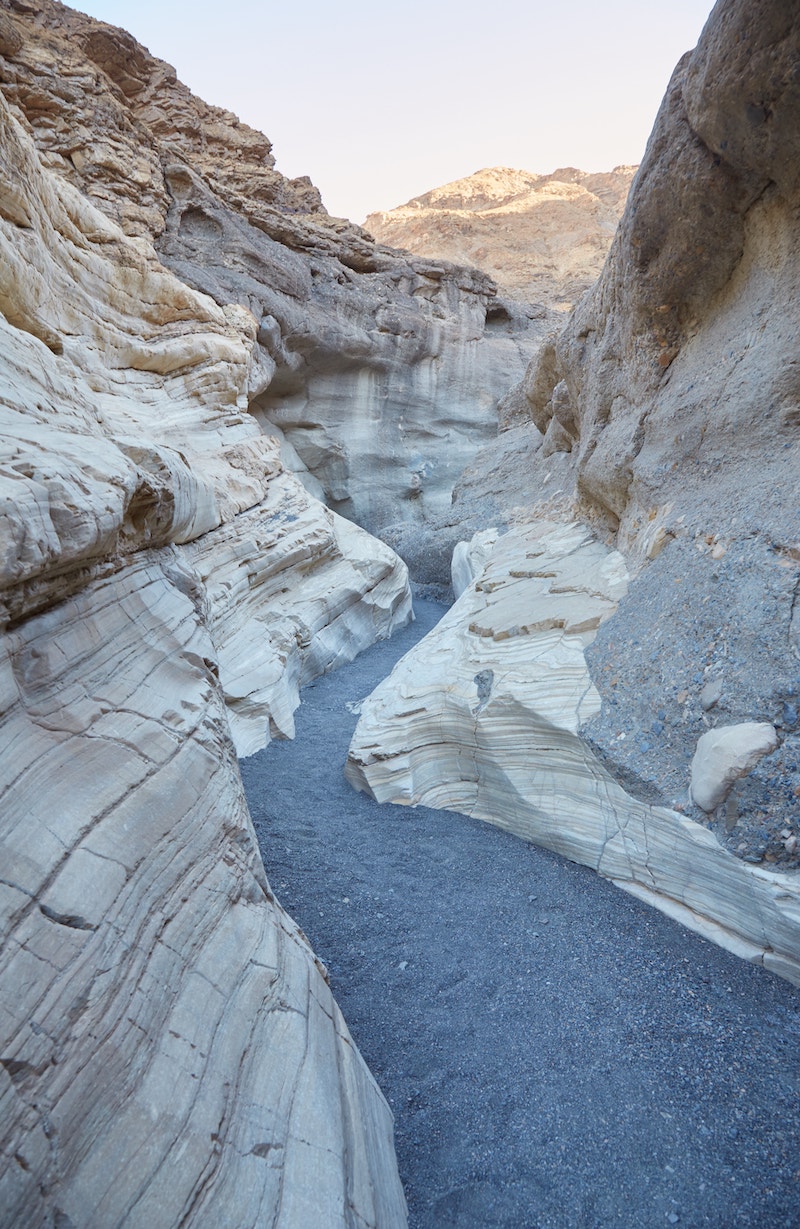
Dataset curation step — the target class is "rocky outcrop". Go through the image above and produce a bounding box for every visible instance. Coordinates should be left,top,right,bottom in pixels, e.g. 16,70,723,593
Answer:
465,0,800,866
347,522,800,986
0,0,540,554
350,0,800,982
364,166,635,309
0,40,409,1227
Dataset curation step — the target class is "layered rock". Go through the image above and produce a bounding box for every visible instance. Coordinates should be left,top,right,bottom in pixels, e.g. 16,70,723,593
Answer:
347,522,800,986
0,46,409,1226
461,0,800,863
364,166,635,309
0,0,540,554
2,559,406,1227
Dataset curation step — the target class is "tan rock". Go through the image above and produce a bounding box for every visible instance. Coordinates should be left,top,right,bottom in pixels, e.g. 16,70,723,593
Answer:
364,166,636,308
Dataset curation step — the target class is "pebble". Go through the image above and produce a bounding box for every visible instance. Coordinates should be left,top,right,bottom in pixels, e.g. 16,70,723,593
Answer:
700,679,723,711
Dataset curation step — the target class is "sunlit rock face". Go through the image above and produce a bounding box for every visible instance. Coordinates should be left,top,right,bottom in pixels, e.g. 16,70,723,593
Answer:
346,523,800,986
0,51,409,1227
364,165,636,309
0,0,541,553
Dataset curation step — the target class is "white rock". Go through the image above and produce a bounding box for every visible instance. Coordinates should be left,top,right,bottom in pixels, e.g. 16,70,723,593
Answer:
0,89,408,1224
451,528,500,598
0,561,406,1227
690,723,780,812
347,522,800,987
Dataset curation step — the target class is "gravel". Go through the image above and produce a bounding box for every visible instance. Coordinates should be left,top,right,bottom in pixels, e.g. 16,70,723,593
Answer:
241,599,800,1229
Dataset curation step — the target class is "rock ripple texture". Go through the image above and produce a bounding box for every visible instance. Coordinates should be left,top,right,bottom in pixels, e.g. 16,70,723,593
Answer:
0,0,543,559
347,523,800,986
0,40,408,1229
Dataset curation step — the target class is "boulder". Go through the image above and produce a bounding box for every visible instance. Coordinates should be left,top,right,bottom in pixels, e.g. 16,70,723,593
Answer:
690,722,780,813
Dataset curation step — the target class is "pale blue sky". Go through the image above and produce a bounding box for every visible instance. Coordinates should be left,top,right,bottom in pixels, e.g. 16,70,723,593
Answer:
73,0,715,222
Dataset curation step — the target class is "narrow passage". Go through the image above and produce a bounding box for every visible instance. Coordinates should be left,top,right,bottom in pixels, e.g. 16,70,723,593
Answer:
241,599,800,1229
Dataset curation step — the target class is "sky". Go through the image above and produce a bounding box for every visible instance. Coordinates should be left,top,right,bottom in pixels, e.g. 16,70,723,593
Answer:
72,0,716,223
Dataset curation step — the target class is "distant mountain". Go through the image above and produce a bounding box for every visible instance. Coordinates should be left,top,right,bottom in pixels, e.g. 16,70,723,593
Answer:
364,165,637,309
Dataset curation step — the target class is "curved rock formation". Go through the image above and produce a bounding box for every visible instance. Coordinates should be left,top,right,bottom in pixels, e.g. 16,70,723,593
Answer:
458,0,800,866
364,165,635,309
0,0,540,556
0,35,408,1227
347,522,800,985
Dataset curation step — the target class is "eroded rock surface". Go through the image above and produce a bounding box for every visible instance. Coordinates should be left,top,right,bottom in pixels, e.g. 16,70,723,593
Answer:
364,165,635,309
347,523,800,986
470,0,800,863
2,560,405,1228
0,42,408,1227
0,0,540,559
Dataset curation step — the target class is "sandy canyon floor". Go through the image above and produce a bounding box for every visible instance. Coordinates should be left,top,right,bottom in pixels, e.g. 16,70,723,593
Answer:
242,601,800,1229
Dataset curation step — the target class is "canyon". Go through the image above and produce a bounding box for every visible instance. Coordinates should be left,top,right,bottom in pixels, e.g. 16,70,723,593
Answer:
0,0,799,1225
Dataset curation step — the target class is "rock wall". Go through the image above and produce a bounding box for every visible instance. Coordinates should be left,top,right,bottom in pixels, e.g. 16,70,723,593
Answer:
364,165,636,309
0,42,409,1227
345,0,800,987
475,0,800,867
347,522,800,986
0,0,540,555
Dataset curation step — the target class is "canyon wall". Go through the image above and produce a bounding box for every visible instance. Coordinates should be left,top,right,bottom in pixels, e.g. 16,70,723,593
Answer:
0,4,415,1221
347,0,800,980
0,0,539,552
517,0,800,866
347,520,800,985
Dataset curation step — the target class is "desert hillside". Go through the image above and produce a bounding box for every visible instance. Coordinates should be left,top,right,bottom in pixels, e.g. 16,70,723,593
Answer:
365,165,636,308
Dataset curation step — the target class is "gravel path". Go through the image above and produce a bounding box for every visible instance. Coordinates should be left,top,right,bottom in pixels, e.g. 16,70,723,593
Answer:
241,599,800,1229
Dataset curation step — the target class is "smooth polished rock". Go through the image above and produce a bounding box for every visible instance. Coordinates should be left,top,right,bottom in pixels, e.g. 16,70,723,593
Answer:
182,452,411,758
451,528,499,599
347,523,800,986
0,77,409,1226
690,722,780,813
0,559,406,1228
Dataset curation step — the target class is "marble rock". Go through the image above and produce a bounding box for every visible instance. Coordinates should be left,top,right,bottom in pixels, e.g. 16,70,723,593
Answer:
0,559,406,1228
183,449,411,758
690,722,780,813
0,74,409,1227
0,0,543,560
451,528,500,599
347,523,800,986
